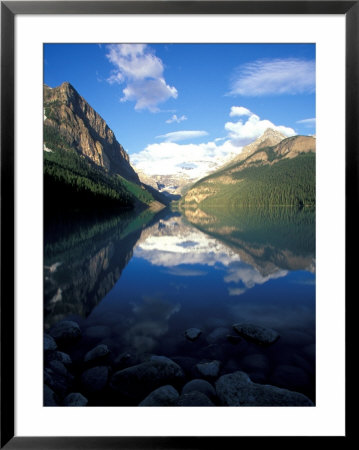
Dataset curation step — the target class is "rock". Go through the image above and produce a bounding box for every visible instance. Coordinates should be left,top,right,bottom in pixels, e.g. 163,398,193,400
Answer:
84,344,110,364
199,344,223,360
184,328,202,341
139,385,179,406
49,320,81,344
44,334,57,351
81,366,109,394
206,327,229,344
233,323,280,345
49,360,68,377
196,360,221,378
215,371,313,406
170,356,198,378
51,351,72,366
113,352,138,370
44,384,57,406
177,392,214,406
110,356,185,401
44,368,72,397
182,379,216,400
63,393,88,406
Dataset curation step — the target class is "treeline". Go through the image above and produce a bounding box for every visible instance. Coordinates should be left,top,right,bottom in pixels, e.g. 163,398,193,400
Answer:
199,153,315,208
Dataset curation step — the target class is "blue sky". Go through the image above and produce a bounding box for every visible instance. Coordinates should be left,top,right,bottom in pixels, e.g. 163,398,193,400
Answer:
44,43,315,176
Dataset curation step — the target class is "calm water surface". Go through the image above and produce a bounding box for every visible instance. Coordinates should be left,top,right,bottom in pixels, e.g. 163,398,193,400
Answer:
44,206,315,403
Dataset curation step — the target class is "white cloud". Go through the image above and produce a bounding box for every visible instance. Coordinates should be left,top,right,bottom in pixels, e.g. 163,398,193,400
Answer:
229,106,251,117
230,58,315,96
225,108,295,146
296,118,316,127
156,130,208,143
132,106,295,177
166,114,187,124
106,44,177,112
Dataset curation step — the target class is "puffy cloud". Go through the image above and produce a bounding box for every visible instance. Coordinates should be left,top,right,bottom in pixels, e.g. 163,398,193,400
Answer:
132,106,295,177
106,44,177,112
230,58,315,96
156,130,208,143
225,108,295,146
229,106,251,117
166,114,187,124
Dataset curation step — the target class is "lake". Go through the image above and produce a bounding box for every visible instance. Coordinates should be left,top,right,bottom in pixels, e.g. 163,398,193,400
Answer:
44,206,315,406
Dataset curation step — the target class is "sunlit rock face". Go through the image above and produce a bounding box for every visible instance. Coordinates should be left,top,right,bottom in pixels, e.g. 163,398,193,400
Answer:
44,82,139,182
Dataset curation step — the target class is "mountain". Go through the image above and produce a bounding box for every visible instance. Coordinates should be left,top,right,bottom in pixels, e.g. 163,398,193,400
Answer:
44,82,168,212
182,131,316,208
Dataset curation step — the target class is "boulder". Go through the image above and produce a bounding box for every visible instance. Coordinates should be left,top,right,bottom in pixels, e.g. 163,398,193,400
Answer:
84,344,110,364
44,334,57,352
139,385,179,406
49,320,81,344
81,366,109,394
196,360,221,378
184,328,202,341
182,379,216,400
215,371,313,406
48,360,68,377
63,392,88,407
44,384,57,406
110,356,184,401
233,323,279,345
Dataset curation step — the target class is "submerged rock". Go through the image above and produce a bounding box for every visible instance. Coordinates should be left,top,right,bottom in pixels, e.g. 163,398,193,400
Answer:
184,328,202,341
63,393,88,407
49,360,68,377
44,334,57,352
139,385,179,406
44,384,58,406
110,356,184,401
177,391,214,406
196,360,221,378
182,379,216,400
81,366,109,394
47,351,72,366
233,323,280,345
49,320,81,344
215,371,313,406
206,327,229,344
84,344,110,364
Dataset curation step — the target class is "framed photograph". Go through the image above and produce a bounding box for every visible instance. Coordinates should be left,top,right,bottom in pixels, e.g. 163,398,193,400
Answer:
1,1,355,447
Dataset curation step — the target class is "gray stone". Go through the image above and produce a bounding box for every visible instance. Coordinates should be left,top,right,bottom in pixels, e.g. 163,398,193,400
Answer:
114,352,138,370
84,344,110,364
182,379,216,400
49,360,68,377
44,384,57,406
44,368,73,396
177,391,214,406
233,323,280,345
49,320,81,343
81,366,109,394
184,328,202,341
53,351,72,366
196,360,221,378
139,385,179,406
110,356,184,401
63,393,88,407
216,371,313,406
44,334,57,351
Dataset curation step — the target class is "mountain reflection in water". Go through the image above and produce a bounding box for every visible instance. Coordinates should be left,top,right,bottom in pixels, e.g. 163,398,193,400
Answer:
44,206,315,402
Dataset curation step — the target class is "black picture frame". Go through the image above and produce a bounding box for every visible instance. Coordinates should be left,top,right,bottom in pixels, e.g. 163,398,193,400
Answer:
0,1,356,448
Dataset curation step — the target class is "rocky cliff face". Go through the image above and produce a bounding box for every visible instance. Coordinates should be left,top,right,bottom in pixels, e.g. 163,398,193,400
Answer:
44,82,139,182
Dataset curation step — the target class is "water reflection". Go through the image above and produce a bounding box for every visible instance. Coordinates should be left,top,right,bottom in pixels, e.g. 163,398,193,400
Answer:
44,205,315,401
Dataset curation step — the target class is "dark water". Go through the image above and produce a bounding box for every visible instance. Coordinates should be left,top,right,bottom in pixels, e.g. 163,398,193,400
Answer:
44,206,315,404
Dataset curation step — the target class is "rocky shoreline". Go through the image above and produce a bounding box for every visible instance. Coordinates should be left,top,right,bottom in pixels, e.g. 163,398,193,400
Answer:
44,320,314,407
